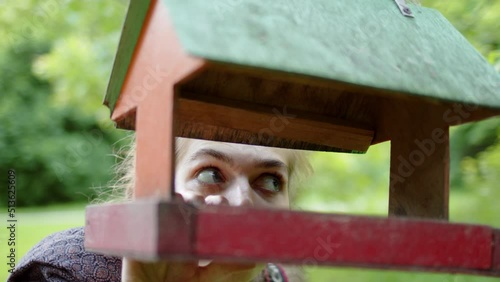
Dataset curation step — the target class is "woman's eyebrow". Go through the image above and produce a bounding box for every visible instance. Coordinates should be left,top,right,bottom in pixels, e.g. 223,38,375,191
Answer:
188,148,288,170
255,159,288,170
189,148,234,164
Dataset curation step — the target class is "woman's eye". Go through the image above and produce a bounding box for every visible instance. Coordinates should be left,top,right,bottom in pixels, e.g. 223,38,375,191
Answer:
254,174,282,193
196,168,224,184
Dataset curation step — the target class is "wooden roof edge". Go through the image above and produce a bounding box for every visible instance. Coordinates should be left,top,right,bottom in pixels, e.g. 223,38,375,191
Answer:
104,0,151,115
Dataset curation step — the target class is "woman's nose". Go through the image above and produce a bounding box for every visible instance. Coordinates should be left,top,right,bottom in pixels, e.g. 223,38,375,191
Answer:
226,179,254,207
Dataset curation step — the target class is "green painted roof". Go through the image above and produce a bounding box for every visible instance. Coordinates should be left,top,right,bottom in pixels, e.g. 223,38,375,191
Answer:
163,0,500,109
105,0,150,112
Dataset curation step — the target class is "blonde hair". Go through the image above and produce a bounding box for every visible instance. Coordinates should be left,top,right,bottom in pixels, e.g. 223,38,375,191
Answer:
107,134,311,203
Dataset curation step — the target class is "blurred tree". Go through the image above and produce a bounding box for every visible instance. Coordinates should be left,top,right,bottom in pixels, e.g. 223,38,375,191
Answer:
420,0,500,188
0,1,129,206
449,118,500,188
0,40,122,206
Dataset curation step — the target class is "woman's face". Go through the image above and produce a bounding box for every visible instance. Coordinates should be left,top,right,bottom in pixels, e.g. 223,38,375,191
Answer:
175,139,290,209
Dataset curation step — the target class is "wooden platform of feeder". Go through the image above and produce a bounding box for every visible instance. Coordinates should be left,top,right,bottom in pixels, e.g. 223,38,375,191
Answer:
85,200,500,277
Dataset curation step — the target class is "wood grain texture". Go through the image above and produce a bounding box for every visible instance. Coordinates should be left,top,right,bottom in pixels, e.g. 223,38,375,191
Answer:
85,200,194,260
110,0,204,197
175,95,374,152
180,63,500,129
379,99,450,219
177,64,499,151
164,0,500,109
115,62,499,154
85,201,500,276
196,206,490,269
179,66,378,130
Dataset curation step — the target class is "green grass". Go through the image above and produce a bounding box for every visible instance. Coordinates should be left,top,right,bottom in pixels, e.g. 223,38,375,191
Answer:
1,202,86,282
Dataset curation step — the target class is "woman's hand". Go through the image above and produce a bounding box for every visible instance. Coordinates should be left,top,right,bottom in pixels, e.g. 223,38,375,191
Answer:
121,193,261,282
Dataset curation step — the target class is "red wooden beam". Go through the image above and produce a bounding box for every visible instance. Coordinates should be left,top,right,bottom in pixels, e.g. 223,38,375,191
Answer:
196,207,489,269
85,200,500,276
85,200,194,260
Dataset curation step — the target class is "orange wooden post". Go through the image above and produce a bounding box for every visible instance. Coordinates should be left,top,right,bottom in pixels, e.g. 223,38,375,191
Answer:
375,100,450,219
109,0,204,198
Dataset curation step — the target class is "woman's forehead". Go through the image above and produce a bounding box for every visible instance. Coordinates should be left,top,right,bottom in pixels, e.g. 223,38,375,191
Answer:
178,139,290,163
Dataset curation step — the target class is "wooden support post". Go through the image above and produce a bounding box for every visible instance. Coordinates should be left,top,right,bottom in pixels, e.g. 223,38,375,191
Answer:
379,100,450,219
175,95,374,152
109,0,205,198
135,88,176,198
388,126,449,219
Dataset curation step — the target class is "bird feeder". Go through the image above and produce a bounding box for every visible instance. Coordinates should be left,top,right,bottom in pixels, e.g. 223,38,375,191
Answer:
85,0,500,277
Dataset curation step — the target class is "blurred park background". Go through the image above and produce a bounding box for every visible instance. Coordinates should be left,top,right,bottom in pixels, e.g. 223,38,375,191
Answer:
1,1,499,281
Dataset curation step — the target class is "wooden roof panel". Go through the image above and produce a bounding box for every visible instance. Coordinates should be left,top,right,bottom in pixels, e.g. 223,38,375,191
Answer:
164,0,500,108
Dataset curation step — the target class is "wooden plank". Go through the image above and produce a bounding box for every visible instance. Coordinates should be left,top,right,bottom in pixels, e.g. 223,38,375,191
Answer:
180,63,500,132
175,95,374,152
378,99,450,219
135,87,176,198
174,64,500,153
388,128,450,219
85,200,194,260
85,201,498,276
111,0,205,197
197,206,491,270
85,202,157,256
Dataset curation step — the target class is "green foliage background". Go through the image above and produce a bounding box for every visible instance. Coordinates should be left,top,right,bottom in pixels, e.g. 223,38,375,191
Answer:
0,0,499,281
0,0,129,206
